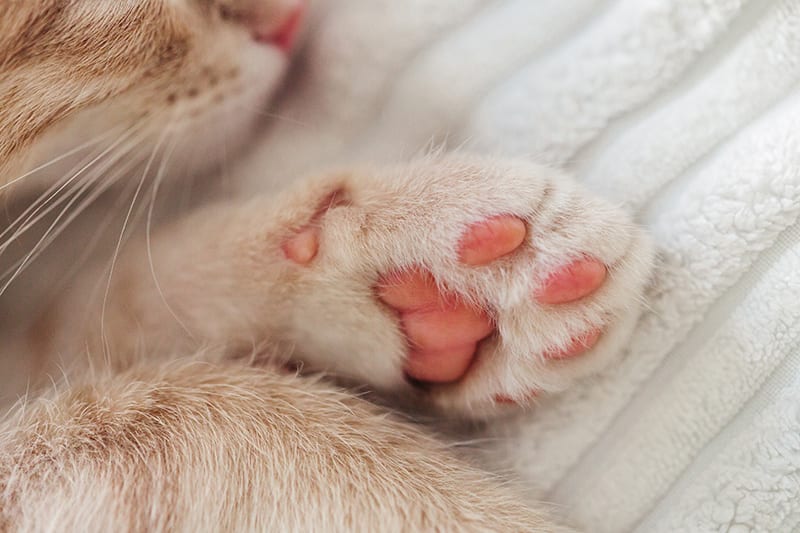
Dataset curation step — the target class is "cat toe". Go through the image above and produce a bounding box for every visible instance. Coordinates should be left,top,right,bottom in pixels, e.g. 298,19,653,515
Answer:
457,215,527,266
405,344,478,384
282,227,320,265
377,268,442,311
494,390,540,406
535,258,607,304
544,329,602,360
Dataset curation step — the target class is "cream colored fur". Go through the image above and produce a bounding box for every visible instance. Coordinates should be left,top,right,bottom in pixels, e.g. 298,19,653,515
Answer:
52,157,653,416
2,358,569,532
0,1,653,531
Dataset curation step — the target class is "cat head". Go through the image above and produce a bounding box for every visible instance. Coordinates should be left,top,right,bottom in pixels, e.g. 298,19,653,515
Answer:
0,0,305,191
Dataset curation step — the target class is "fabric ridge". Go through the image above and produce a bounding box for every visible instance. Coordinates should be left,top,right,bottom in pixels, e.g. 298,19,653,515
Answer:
237,0,800,530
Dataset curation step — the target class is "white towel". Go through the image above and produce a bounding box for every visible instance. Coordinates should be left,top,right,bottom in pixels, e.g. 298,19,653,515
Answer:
236,0,800,530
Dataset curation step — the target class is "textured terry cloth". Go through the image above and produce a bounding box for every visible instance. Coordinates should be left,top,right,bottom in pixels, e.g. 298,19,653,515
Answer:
235,0,800,531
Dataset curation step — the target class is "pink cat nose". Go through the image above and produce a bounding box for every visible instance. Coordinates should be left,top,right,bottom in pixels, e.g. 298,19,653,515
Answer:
252,4,305,52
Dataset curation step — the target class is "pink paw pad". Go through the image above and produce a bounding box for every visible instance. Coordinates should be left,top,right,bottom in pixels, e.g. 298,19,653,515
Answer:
281,190,348,266
535,258,607,304
545,329,602,360
494,390,539,406
378,216,527,384
282,227,319,265
377,217,611,388
379,269,493,383
458,215,527,266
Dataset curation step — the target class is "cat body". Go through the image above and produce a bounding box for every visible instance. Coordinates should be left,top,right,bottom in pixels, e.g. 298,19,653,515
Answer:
0,1,654,531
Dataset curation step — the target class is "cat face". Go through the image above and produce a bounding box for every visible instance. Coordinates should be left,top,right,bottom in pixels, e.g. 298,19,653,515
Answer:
1,0,305,190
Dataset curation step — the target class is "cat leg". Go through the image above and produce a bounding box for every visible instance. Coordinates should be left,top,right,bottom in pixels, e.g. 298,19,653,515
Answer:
42,175,356,373
0,356,572,532
48,153,653,418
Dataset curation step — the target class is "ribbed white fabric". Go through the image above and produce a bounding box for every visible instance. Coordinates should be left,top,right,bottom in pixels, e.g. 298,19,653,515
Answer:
238,0,800,530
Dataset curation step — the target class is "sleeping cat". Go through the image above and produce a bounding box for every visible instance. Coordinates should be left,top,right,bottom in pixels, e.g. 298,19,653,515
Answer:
0,1,654,531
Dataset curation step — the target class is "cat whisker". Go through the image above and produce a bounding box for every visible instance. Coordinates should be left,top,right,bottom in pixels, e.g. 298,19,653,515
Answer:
0,150,103,247
56,158,152,292
0,125,146,256
237,103,311,127
0,134,148,293
100,123,175,361
0,126,126,193
0,148,125,259
146,122,196,341
0,124,143,239
218,109,232,194
3,152,148,292
0,126,148,264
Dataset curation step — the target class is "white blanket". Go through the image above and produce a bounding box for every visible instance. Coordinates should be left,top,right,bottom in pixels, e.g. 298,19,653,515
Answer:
237,0,800,530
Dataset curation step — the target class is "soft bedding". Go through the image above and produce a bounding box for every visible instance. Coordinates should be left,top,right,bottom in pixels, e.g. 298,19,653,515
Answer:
236,1,800,530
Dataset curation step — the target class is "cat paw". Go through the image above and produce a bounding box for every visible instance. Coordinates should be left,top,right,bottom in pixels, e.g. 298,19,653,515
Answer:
280,155,654,418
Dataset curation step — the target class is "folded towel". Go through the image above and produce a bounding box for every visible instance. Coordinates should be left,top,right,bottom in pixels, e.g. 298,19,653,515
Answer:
238,0,800,530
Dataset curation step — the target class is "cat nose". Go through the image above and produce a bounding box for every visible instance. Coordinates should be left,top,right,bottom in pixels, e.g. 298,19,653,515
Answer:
249,3,305,52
